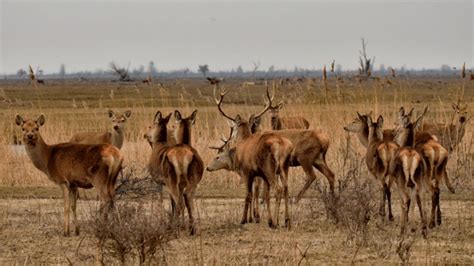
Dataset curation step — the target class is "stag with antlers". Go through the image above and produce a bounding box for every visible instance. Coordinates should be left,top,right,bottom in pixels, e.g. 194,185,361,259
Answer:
209,86,293,228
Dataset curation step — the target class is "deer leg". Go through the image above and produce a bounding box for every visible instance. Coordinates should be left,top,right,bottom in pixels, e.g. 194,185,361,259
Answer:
435,187,442,226
241,177,253,225
444,168,455,194
295,163,317,203
263,181,275,229
386,178,394,221
61,184,70,237
315,157,336,195
400,192,410,236
183,192,196,235
252,177,261,223
281,168,291,229
70,187,80,235
379,182,386,221
416,194,428,238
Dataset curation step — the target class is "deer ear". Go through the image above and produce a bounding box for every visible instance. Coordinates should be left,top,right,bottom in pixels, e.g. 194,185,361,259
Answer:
278,102,284,109
414,116,423,129
108,110,115,118
356,112,364,121
154,111,162,123
36,114,46,126
174,110,182,122
189,110,198,125
377,115,384,127
366,115,373,125
402,116,410,127
15,115,24,126
124,110,132,118
235,115,242,124
399,107,405,117
452,103,458,111
406,108,414,118
164,112,172,122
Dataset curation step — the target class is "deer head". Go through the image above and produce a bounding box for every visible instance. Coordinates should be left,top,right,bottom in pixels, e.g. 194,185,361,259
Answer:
144,111,171,144
108,110,132,133
214,85,274,140
15,114,46,145
367,115,384,144
207,127,235,172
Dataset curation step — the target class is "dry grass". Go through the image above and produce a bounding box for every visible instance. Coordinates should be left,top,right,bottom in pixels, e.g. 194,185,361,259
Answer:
0,77,472,264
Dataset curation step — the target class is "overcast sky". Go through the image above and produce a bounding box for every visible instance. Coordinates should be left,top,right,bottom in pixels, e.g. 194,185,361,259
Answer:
0,0,472,74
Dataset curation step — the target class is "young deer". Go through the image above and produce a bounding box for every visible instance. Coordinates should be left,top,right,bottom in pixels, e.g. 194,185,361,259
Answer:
419,103,469,152
173,110,198,145
145,111,204,235
343,111,397,147
268,101,310,130
396,106,455,228
70,110,132,149
212,87,293,228
365,115,399,221
388,115,430,237
15,114,123,236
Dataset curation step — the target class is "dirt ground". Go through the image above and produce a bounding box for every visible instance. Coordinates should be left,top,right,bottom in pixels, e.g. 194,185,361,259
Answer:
0,191,473,264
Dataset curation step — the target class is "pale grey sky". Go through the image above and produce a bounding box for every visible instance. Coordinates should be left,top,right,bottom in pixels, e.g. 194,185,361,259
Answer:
0,0,472,74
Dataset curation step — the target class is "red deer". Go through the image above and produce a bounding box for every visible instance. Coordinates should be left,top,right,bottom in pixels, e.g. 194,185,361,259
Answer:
396,106,455,229
365,115,399,221
267,101,310,130
419,102,469,152
15,114,123,236
210,87,293,228
145,111,204,235
70,110,132,149
389,113,431,237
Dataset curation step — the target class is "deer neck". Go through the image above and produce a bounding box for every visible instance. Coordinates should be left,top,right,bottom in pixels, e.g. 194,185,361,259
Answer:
271,117,281,130
25,135,51,174
111,127,124,149
151,128,168,149
236,125,251,143
174,123,192,145
356,126,370,148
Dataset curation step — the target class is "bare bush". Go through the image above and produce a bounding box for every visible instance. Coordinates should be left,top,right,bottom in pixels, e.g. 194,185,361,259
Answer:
89,202,176,265
313,134,377,245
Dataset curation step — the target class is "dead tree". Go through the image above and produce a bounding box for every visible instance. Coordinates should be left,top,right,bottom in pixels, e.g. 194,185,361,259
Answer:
359,38,375,77
110,62,133,82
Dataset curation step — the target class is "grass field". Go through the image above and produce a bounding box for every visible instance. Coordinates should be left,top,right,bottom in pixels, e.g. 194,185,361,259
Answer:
0,77,472,264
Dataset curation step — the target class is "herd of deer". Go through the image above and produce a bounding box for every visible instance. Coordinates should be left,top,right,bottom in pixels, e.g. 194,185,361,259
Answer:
14,87,469,241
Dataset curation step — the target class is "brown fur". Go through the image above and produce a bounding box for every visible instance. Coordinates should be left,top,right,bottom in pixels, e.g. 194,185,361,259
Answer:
396,108,455,230
269,102,310,130
146,111,204,235
15,114,123,237
366,115,399,221
232,116,293,228
390,146,429,236
70,110,131,149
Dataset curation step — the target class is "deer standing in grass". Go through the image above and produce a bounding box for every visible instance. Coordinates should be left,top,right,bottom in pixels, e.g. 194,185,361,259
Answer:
365,115,399,221
145,111,204,235
211,88,335,222
419,103,469,152
388,114,431,237
396,106,455,229
15,114,123,236
267,100,310,130
70,110,131,149
208,87,293,228
343,111,398,147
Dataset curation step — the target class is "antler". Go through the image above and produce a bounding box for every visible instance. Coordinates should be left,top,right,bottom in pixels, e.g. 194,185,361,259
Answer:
213,85,235,122
253,85,274,119
209,127,233,150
